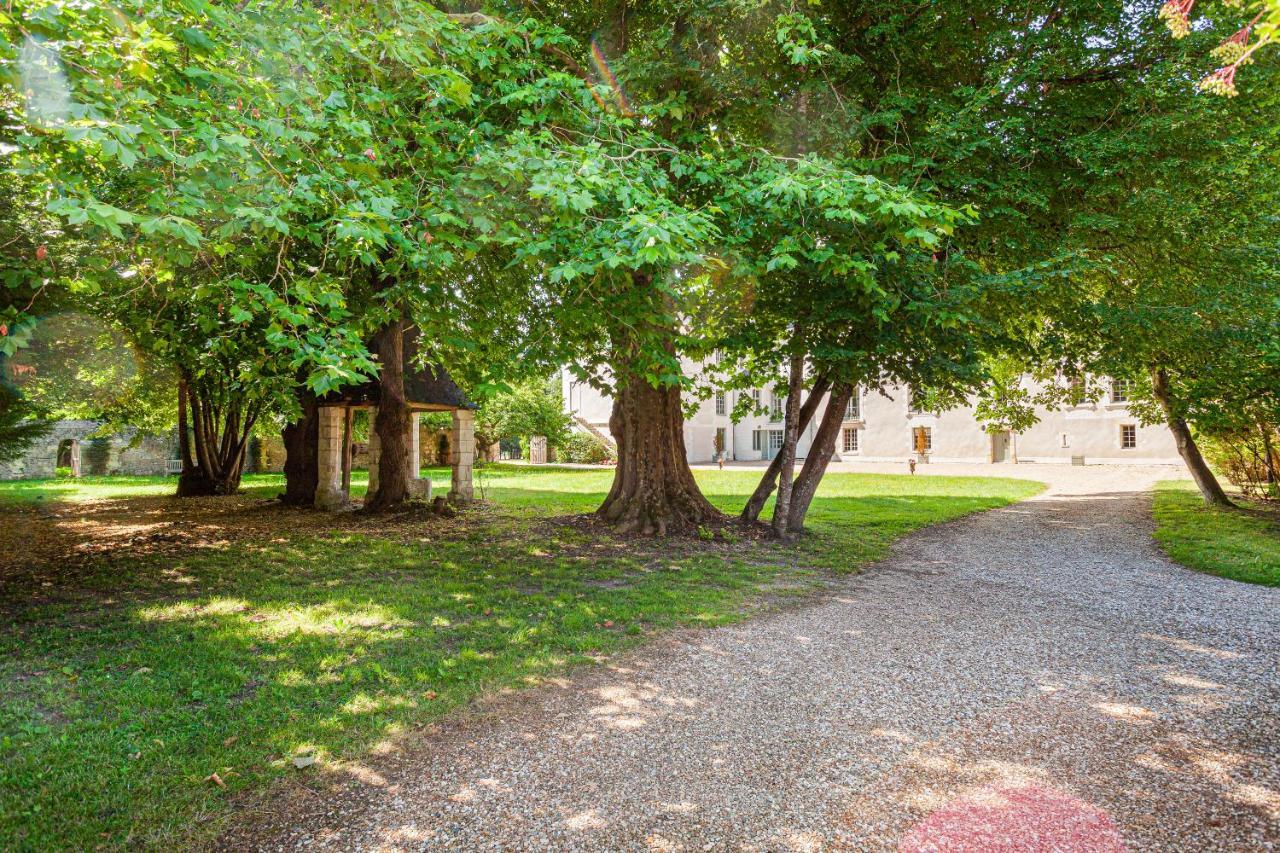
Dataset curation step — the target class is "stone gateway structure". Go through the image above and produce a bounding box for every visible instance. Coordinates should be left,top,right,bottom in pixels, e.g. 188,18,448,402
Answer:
314,364,476,510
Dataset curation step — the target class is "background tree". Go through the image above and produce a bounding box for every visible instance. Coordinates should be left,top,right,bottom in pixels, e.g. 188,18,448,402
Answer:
9,312,176,433
0,357,50,466
474,376,572,456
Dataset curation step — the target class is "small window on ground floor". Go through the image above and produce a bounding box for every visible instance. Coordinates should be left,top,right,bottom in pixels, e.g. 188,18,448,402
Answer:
752,430,762,451
912,426,932,453
842,427,859,453
1120,424,1137,449
1060,433,1070,448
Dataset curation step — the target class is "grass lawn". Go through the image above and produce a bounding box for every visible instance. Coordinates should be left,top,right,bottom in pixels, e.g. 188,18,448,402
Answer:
0,465,1041,850
1152,480,1280,587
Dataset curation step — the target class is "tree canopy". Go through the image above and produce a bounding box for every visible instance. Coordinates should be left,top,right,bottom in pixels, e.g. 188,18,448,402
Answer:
1,0,1277,520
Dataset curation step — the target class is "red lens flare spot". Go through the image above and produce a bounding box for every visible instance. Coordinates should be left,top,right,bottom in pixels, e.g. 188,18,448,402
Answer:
899,783,1125,852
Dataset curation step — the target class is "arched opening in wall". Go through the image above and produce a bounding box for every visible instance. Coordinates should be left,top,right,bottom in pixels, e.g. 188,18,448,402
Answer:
55,438,80,477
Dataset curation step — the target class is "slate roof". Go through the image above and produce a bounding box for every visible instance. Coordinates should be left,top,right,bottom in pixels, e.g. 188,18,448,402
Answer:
320,331,474,410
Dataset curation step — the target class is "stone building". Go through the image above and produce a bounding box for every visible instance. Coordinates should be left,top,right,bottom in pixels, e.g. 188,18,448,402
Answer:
563,368,1182,467
1,420,178,480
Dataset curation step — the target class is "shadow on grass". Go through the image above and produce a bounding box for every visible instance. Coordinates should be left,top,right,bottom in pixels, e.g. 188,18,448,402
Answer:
0,468,1042,850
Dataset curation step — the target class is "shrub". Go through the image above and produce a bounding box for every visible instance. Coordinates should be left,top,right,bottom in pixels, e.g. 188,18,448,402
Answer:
558,431,614,464
1201,425,1280,501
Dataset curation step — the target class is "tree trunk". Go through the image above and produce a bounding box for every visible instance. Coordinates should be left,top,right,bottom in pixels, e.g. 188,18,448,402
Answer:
741,375,829,523
771,351,805,539
1150,366,1233,507
597,373,721,535
176,373,214,496
1260,419,1278,486
281,386,319,506
786,382,854,537
177,371,256,497
364,316,413,512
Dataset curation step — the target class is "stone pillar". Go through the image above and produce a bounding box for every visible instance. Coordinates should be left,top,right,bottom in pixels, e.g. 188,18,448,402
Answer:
366,406,380,496
315,406,347,510
407,412,431,500
409,413,421,480
450,409,475,502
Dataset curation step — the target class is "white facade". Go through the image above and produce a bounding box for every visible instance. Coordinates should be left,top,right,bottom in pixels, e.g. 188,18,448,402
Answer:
562,369,1182,466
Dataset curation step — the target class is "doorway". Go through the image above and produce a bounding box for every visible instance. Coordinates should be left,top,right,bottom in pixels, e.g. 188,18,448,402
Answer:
56,438,81,477
992,430,1013,463
764,429,785,460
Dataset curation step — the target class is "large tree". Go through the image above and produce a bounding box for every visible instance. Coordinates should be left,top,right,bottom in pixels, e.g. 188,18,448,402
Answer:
4,0,377,494
710,154,979,536
481,128,722,533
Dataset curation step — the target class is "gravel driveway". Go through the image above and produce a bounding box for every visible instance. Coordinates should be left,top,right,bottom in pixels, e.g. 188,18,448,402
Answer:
221,465,1279,851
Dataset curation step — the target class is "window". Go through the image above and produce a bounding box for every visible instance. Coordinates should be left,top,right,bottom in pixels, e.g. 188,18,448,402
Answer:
842,427,859,453
1120,424,1137,450
1110,378,1130,404
715,391,726,416
912,426,932,453
1068,375,1087,406
714,427,727,455
845,391,860,421
1060,433,1070,448
770,392,785,421
907,387,921,414
751,388,762,410
752,430,762,451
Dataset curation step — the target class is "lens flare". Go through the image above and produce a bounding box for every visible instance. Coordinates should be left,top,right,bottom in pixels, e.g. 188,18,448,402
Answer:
589,38,632,116
19,36,71,127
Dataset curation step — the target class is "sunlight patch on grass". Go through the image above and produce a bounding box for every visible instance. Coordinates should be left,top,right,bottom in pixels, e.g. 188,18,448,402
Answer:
0,464,1041,850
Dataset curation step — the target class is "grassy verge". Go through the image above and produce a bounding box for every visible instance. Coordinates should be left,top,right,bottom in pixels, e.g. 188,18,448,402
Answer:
1152,480,1280,586
0,466,1041,850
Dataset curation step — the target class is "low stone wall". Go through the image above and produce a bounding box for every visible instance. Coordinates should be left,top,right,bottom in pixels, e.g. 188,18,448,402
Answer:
1,420,178,480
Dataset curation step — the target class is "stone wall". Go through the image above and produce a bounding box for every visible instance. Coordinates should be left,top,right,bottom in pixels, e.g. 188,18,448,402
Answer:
248,434,287,474
1,420,178,480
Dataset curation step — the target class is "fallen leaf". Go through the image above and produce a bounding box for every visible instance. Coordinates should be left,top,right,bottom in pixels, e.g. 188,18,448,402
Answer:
292,755,316,769
206,772,226,788
423,690,438,701
223,735,238,747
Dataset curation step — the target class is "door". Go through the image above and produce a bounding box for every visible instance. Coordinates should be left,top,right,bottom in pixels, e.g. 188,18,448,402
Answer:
992,430,1012,463
765,429,785,460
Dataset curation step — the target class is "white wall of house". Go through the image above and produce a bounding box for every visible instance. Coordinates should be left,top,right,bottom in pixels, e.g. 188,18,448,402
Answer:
854,383,1179,465
562,368,1182,466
